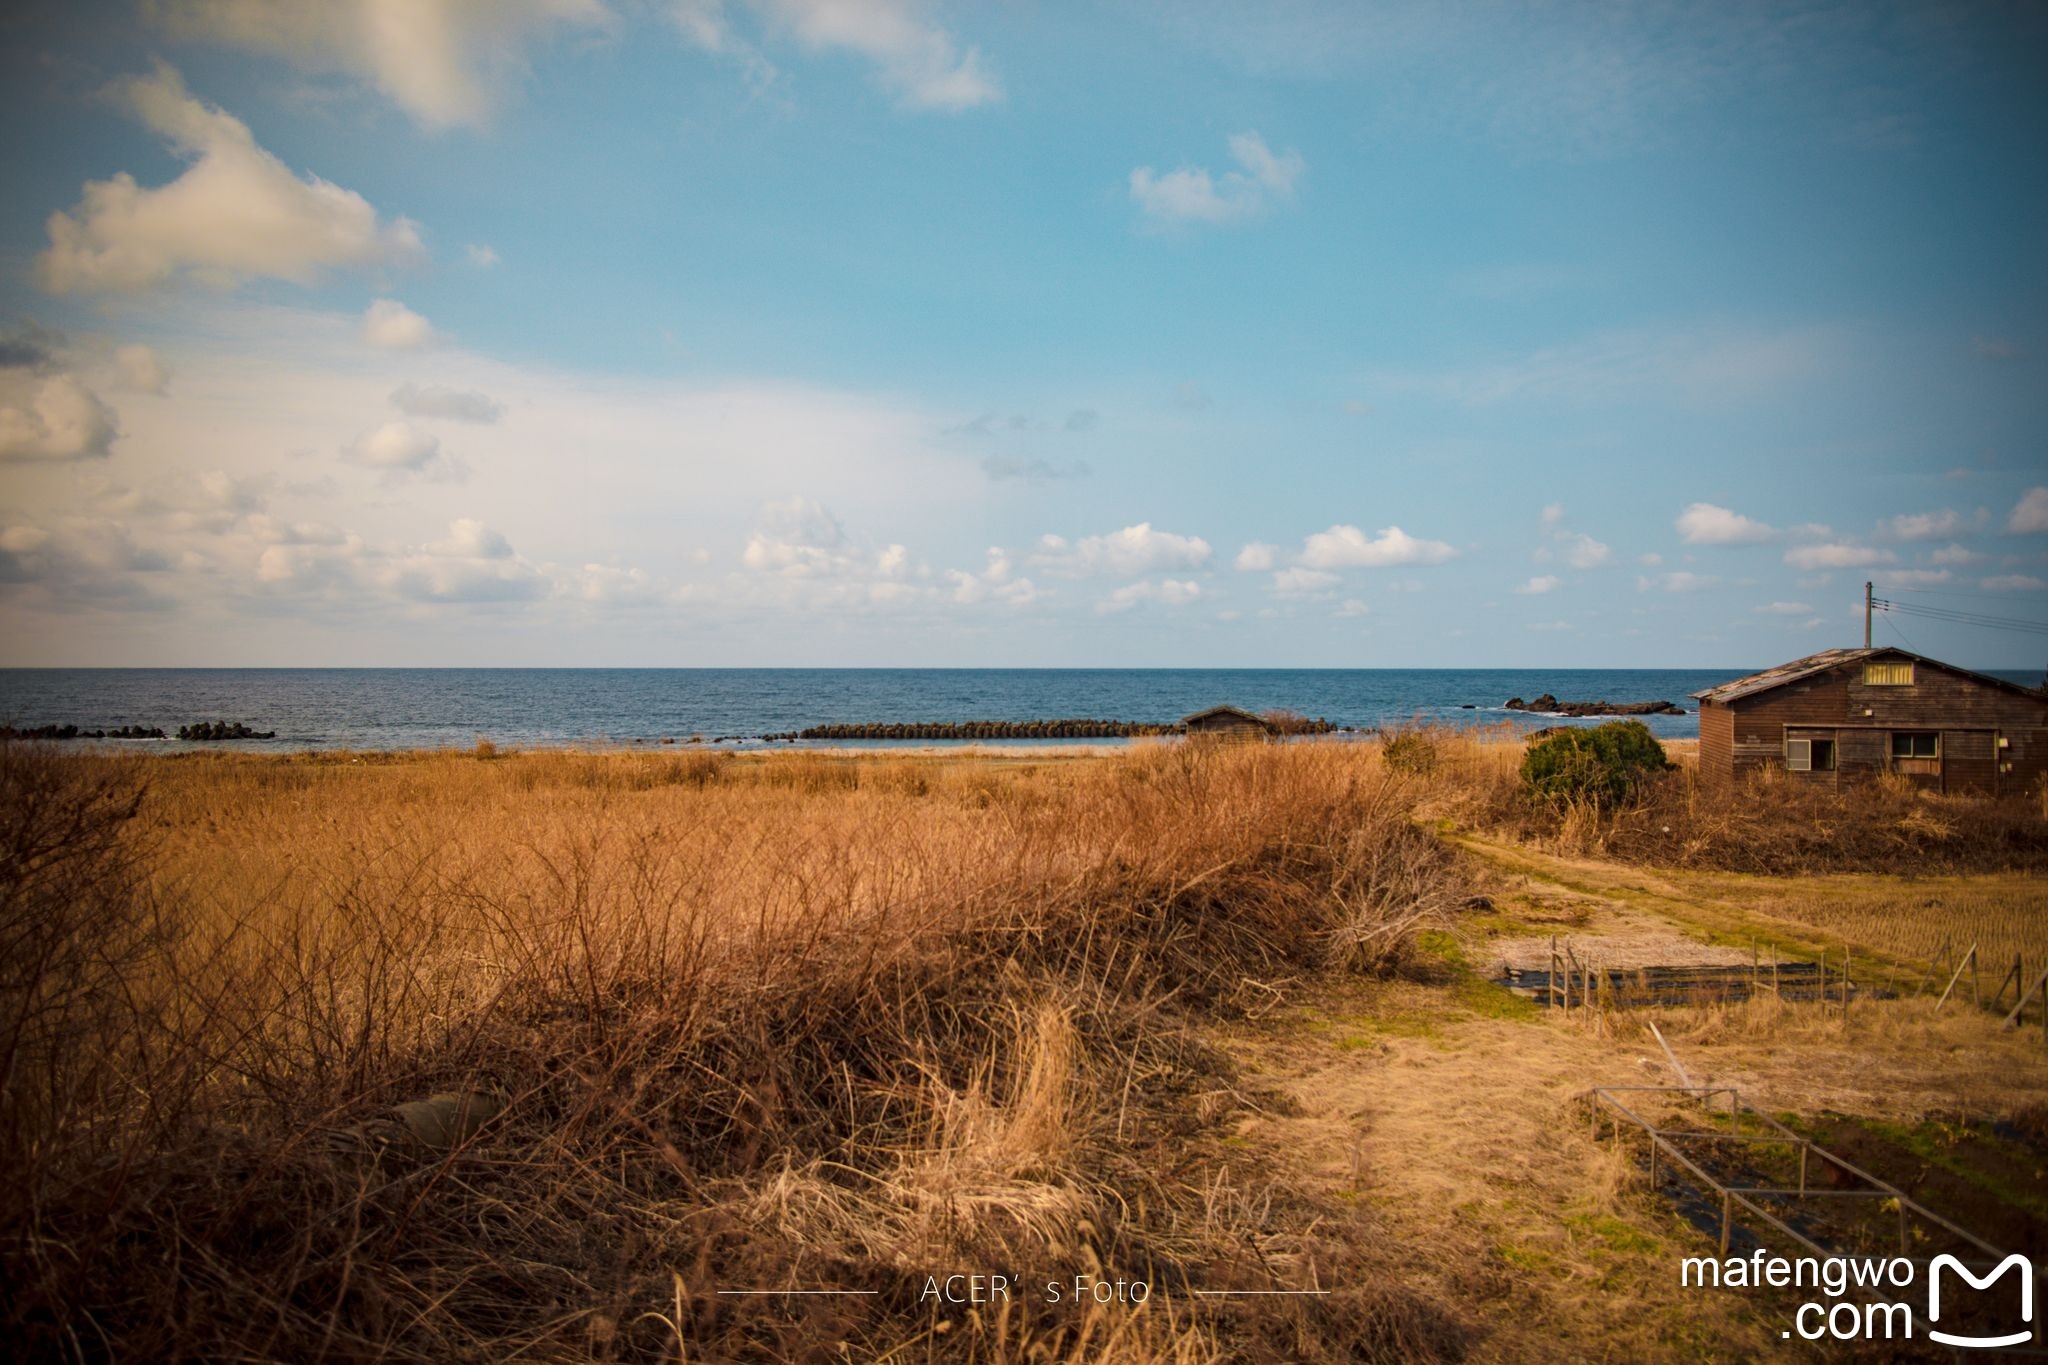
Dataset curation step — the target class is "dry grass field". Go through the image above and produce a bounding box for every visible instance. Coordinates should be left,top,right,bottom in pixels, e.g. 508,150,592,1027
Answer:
0,741,1471,1362
3,733,2044,1362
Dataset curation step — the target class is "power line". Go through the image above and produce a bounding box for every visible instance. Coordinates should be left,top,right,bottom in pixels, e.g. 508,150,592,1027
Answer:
1879,610,1920,653
1886,586,2041,602
1871,597,2048,637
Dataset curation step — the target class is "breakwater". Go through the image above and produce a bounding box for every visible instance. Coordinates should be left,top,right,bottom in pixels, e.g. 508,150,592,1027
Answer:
788,718,1178,741
781,715,1340,741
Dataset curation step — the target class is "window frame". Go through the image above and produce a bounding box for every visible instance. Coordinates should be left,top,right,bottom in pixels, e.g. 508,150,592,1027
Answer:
1889,731,1939,761
1786,733,1838,773
1863,660,1915,686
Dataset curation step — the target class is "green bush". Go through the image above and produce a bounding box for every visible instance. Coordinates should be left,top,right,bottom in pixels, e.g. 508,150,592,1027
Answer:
1520,721,1671,809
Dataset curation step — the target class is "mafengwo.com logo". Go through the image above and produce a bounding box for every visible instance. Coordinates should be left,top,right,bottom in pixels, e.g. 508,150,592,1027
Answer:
1682,1249,2035,1348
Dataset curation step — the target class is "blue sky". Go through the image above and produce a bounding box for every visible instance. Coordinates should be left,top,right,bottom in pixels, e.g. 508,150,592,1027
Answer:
0,0,2044,668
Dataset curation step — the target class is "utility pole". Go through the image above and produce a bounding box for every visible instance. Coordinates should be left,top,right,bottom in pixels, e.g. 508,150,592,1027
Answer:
1864,581,1873,648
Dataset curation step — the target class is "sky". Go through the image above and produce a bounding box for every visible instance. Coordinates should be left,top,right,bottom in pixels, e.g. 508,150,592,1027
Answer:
0,0,2044,669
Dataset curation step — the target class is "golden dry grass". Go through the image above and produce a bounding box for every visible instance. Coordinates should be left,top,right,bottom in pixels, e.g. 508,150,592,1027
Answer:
9,730,2041,1361
0,740,1470,1363
1385,722,2048,876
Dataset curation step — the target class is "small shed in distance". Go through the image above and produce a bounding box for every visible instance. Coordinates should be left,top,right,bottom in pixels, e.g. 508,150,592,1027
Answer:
1181,705,1272,741
1690,646,2048,795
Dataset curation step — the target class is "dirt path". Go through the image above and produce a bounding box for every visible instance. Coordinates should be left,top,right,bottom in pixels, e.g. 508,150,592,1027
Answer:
1206,834,2048,1361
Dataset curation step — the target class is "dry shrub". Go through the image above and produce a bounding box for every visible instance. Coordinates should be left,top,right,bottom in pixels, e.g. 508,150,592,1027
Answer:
0,740,1465,1362
1424,734,2047,875
1596,767,2048,874
1381,729,1439,777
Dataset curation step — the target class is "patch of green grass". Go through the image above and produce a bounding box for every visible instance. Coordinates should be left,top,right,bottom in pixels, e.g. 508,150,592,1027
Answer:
1565,1211,1663,1256
1453,977,1541,1021
1853,1116,2048,1221
1345,1013,1442,1042
1416,928,1468,969
1497,1242,1557,1275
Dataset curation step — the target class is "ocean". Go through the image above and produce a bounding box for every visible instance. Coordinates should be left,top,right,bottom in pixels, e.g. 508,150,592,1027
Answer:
3,666,2034,752
0,663,1835,749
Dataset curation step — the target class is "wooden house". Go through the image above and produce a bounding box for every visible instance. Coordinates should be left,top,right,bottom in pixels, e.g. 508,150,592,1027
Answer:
1180,705,1272,741
1690,647,2048,795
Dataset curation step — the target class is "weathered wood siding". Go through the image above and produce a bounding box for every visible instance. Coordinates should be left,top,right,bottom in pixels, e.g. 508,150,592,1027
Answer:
1697,701,1733,781
1944,729,1997,793
1713,656,2048,795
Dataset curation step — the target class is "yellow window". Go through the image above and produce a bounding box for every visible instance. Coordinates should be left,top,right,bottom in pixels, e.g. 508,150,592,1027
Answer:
1863,661,1914,686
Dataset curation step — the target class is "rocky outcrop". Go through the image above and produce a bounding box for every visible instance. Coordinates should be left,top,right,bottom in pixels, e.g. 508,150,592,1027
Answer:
1504,695,1686,717
176,721,277,741
0,724,168,740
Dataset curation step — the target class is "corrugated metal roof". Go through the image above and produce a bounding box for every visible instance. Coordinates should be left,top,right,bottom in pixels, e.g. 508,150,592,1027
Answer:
1689,648,1882,703
1691,647,2047,705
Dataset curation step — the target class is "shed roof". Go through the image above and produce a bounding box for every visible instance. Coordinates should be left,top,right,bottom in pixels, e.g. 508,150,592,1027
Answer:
1691,647,2046,705
1180,704,1269,726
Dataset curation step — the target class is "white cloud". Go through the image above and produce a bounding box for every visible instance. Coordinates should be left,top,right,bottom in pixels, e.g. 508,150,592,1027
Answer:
426,517,513,559
153,0,609,130
1637,571,1716,592
1130,131,1305,225
1783,542,1895,570
708,0,1000,110
1887,508,1965,541
361,299,437,349
391,382,503,423
1754,601,1812,615
115,344,171,394
945,547,1041,607
1530,506,1610,570
1983,574,2047,592
1556,531,1610,569
1334,598,1369,618
1271,566,1339,595
0,374,120,461
1637,552,1663,567
37,63,422,294
1872,568,1951,588
1297,524,1456,570
1098,578,1202,613
1233,541,1277,571
381,519,546,603
346,420,442,471
742,496,856,576
1515,575,1560,594
1929,543,1983,566
2007,487,2048,535
0,516,176,607
464,243,501,267
573,562,669,606
1030,522,1212,576
1676,501,1775,545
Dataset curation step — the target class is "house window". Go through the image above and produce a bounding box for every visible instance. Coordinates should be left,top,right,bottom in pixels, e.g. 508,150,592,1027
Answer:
1786,737,1838,772
1890,732,1938,760
1864,661,1914,686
